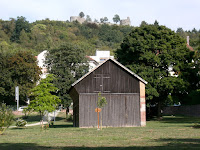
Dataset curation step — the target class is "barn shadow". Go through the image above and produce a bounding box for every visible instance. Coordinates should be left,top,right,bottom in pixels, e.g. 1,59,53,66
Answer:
1,138,200,150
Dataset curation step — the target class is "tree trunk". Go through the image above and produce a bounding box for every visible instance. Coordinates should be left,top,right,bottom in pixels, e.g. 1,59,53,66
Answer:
100,112,102,130
66,106,69,118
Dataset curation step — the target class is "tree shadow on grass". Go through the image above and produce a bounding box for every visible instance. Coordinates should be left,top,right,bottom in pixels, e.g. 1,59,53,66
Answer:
1,138,200,150
17,115,41,123
10,127,27,130
50,124,73,128
160,116,200,124
154,138,200,149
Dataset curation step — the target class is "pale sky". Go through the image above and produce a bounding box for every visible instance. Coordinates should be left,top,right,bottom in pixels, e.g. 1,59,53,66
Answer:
0,0,199,31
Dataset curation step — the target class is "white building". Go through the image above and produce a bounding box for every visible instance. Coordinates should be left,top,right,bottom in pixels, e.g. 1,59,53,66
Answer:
36,50,48,79
87,50,114,71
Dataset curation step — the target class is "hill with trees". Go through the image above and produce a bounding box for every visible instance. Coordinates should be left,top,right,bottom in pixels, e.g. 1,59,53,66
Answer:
0,16,133,56
0,16,199,112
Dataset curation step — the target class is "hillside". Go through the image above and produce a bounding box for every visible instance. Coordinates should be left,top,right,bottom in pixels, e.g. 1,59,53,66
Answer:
0,17,134,56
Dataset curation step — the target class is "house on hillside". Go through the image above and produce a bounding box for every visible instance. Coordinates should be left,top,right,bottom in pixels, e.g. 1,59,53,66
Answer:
86,50,114,71
69,58,147,127
36,50,48,79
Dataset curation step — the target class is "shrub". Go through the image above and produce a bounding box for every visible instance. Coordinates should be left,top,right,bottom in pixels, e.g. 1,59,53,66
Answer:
0,103,14,135
16,119,27,127
66,114,73,121
193,123,200,128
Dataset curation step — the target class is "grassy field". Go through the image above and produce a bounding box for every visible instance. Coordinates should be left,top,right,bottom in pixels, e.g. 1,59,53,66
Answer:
0,112,200,150
13,112,41,125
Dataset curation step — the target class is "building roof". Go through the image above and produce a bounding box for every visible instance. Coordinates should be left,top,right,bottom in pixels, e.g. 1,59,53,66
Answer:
186,44,194,51
72,58,147,87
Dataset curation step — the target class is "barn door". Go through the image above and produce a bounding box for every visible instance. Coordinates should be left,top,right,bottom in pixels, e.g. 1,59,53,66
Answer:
94,74,102,92
93,74,110,93
102,74,110,93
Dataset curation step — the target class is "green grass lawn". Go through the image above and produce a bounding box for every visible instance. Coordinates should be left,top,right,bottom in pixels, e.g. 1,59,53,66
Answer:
13,112,42,125
1,112,200,150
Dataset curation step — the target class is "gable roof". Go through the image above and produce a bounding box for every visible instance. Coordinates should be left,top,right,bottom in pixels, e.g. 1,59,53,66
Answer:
72,58,148,87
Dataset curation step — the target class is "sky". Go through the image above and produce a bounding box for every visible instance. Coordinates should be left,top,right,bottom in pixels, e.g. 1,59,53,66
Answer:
0,0,200,31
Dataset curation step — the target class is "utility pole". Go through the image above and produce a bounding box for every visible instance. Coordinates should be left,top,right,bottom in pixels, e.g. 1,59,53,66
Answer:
15,86,19,110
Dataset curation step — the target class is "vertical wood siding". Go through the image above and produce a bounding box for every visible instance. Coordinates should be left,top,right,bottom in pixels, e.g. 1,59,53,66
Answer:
70,59,144,127
79,94,140,127
75,60,140,93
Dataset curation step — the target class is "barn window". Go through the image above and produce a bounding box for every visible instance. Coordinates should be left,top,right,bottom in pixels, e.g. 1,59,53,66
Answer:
93,74,110,93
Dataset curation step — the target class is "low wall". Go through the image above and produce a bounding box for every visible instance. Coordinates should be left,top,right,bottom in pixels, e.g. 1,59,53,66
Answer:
163,105,200,117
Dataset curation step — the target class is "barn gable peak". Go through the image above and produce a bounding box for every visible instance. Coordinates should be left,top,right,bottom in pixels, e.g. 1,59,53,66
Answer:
72,58,147,87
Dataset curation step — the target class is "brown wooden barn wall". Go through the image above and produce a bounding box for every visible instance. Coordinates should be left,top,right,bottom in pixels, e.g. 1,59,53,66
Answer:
70,59,143,127
79,93,140,127
74,60,140,94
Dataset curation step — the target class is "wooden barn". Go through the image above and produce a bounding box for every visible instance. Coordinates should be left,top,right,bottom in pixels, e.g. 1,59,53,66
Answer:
69,59,147,127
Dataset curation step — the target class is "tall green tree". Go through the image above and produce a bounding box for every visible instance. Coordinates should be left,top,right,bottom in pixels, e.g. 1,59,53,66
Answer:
0,51,41,104
116,24,193,117
79,12,85,18
28,74,61,120
11,16,31,42
45,43,88,113
113,14,120,24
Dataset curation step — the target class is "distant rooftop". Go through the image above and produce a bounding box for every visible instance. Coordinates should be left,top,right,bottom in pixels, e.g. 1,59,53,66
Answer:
90,50,114,63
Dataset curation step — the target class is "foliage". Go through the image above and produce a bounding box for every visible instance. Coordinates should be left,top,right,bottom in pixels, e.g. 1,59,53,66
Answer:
97,93,107,130
0,103,14,135
0,16,134,56
46,43,88,109
11,16,31,42
116,23,194,117
66,114,73,122
183,89,200,105
28,74,61,119
176,27,200,51
97,93,107,108
16,119,27,127
100,17,108,23
113,14,120,24
86,15,92,22
79,12,85,18
0,50,41,104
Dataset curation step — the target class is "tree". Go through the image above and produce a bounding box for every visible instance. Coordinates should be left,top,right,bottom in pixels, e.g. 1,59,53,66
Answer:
176,27,184,33
19,29,29,46
140,21,148,27
79,12,85,18
113,14,120,24
154,20,159,26
116,24,193,117
45,43,88,115
11,16,31,42
97,92,107,130
0,51,41,105
94,19,98,23
0,103,14,135
100,17,108,23
86,15,92,22
28,74,61,120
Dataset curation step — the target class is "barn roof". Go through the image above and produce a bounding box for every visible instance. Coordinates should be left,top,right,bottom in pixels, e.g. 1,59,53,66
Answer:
72,58,148,86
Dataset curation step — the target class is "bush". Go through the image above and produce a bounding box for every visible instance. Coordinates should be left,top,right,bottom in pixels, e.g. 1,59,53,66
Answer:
66,114,73,121
0,103,14,135
16,119,27,127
